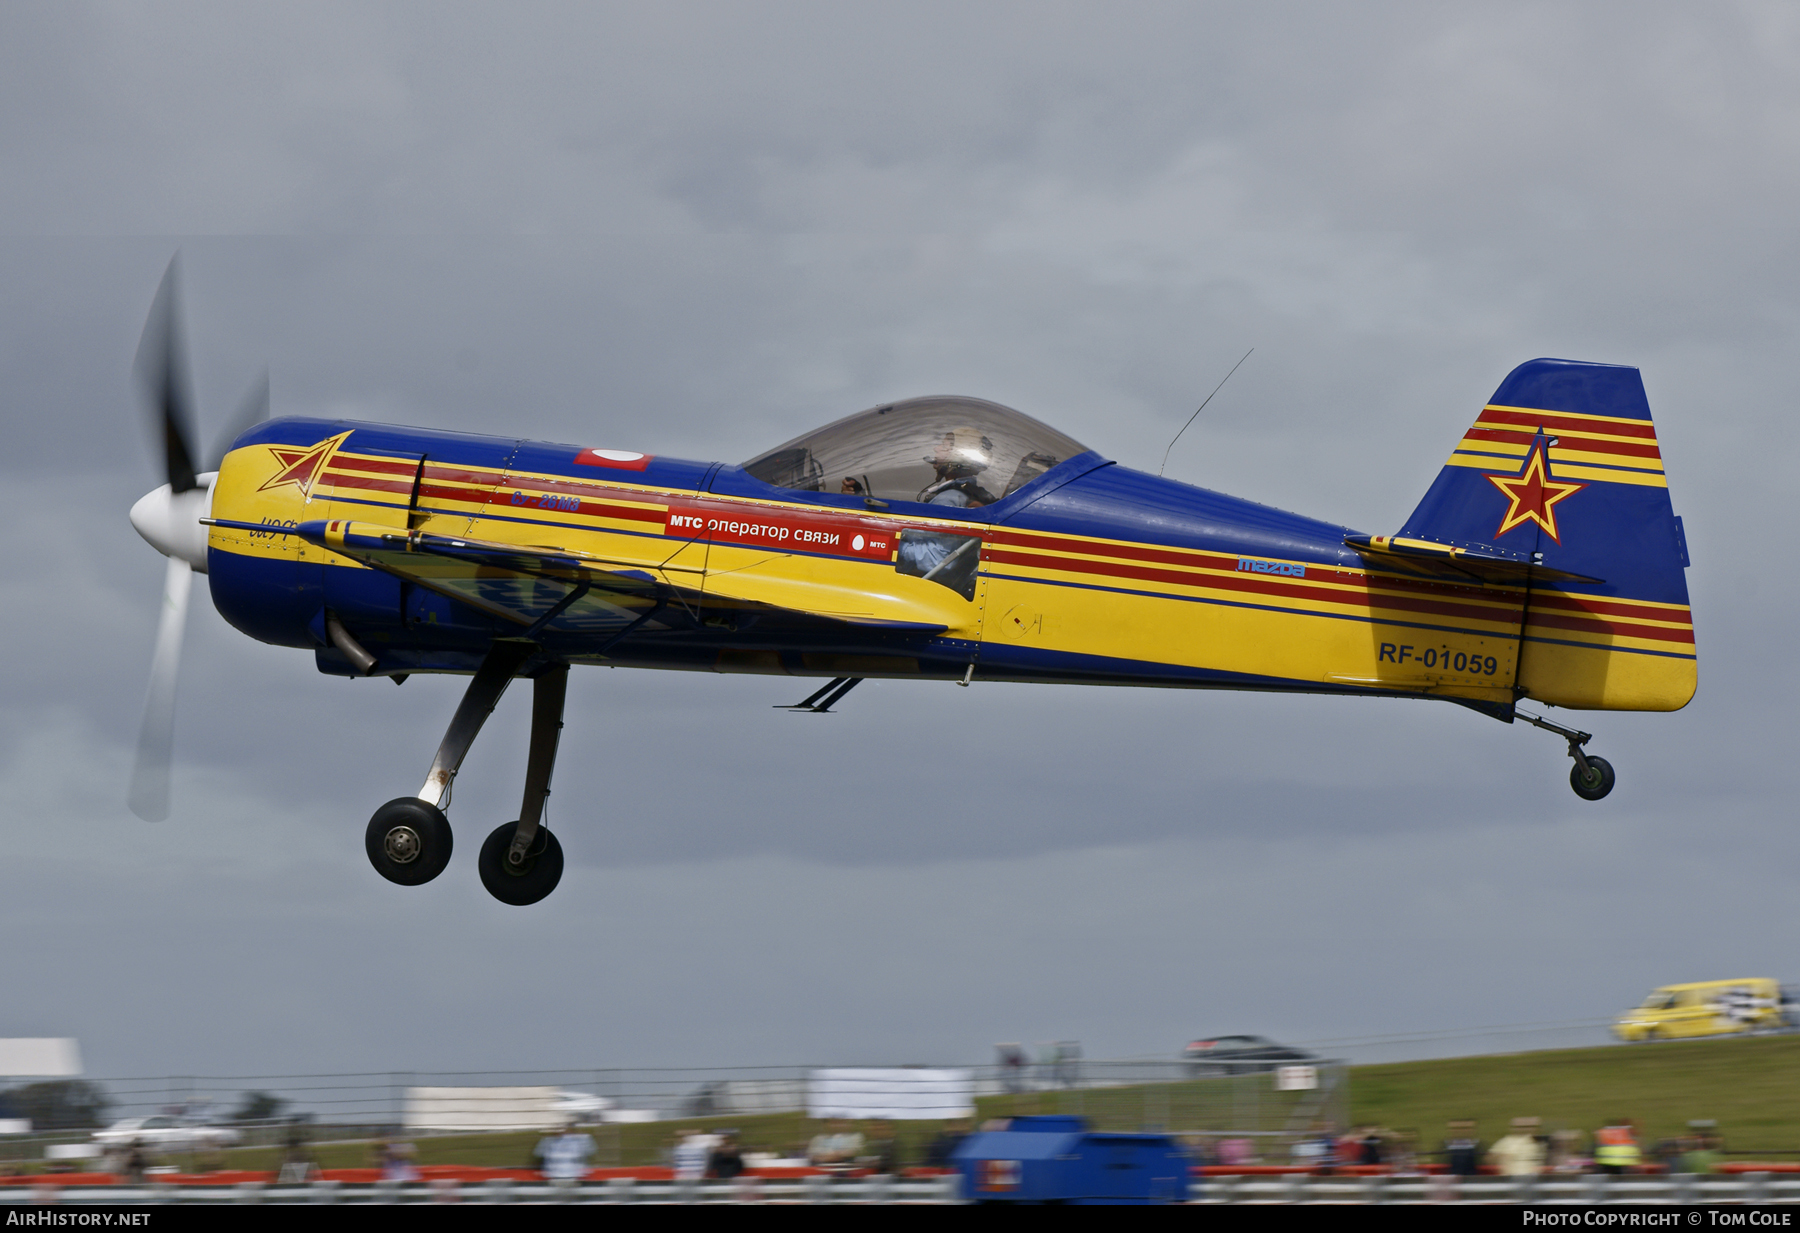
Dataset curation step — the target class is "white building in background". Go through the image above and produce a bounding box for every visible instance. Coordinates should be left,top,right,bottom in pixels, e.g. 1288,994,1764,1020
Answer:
0,1039,82,1078
808,1069,975,1120
0,1038,84,1135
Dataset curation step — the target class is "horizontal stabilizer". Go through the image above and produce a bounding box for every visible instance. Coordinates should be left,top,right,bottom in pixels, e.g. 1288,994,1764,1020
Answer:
1344,534,1601,585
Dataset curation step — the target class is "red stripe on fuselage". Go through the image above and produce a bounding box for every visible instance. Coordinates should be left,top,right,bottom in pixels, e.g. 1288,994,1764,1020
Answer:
989,530,1248,576
992,537,1688,644
1524,610,1696,645
492,478,667,525
989,529,1689,629
1528,591,1693,625
985,530,1513,608
982,547,1522,629
415,481,502,507
483,488,664,524
329,456,419,476
421,463,504,486
323,471,414,497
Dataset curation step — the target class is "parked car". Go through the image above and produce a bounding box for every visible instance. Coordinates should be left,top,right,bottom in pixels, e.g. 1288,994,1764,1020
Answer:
1181,1035,1319,1077
91,1116,241,1152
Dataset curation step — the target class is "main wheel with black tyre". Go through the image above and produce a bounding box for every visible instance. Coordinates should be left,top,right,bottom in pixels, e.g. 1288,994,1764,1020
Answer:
366,798,454,885
478,822,564,906
1570,755,1616,801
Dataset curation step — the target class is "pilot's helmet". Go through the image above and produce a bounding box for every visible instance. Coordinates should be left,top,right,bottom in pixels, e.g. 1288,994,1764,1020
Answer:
929,428,994,476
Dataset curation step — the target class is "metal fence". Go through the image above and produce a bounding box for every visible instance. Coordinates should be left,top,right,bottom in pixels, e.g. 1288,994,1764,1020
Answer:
8,1017,1796,1170
0,1059,1347,1168
0,1060,1344,1124
1,1173,1798,1204
968,1059,1349,1141
1290,1018,1620,1066
0,1176,958,1204
1290,1018,1800,1066
1206,1172,1800,1205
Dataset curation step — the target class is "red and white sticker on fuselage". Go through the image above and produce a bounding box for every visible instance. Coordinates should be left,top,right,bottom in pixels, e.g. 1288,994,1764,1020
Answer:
573,448,652,471
663,503,896,560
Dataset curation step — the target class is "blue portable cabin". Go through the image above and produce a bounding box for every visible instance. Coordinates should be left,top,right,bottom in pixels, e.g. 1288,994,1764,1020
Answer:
951,1116,1191,1204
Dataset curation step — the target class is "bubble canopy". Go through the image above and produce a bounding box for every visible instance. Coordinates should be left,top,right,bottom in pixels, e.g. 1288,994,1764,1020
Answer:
742,396,1088,507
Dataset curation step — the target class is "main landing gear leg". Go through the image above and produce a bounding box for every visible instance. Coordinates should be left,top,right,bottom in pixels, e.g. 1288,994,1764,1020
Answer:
1518,709,1616,801
365,641,533,886
478,664,567,906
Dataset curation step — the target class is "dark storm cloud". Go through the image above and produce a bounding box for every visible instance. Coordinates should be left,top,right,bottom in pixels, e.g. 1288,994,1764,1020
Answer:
0,2,1793,1074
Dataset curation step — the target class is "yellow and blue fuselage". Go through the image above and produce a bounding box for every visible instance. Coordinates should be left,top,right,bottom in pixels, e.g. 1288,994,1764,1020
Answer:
205,403,1695,721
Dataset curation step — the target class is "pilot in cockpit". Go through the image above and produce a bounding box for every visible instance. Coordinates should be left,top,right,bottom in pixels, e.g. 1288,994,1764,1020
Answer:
917,428,998,509
895,428,994,592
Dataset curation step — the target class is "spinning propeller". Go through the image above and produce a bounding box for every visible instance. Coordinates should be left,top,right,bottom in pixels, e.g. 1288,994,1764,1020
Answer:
126,258,268,821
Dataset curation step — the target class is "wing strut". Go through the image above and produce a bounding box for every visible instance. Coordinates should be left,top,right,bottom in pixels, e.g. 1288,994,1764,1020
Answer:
521,581,592,640
776,676,864,713
592,599,668,658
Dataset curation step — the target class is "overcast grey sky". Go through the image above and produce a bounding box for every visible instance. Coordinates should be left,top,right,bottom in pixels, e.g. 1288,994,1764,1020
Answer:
0,1,1794,1078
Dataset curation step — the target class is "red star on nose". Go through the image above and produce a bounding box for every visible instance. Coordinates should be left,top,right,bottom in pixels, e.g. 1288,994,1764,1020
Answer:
257,432,351,499
1487,437,1585,543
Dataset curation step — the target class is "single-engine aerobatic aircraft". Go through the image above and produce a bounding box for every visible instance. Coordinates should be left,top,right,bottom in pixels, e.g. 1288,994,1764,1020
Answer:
127,262,1694,904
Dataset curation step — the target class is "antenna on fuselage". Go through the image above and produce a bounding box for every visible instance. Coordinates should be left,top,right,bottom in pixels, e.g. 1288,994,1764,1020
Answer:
1159,347,1254,478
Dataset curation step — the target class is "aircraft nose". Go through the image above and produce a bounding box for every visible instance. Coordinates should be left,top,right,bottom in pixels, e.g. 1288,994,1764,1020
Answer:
130,475,216,573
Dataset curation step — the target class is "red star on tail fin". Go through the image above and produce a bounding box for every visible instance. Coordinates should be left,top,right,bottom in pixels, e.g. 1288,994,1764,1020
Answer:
1486,437,1585,543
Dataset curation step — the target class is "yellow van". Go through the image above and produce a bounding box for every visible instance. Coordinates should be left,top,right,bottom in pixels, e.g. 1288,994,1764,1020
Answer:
1613,979,1789,1042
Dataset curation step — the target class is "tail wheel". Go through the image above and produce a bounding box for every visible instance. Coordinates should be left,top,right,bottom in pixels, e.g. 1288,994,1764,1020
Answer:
1570,756,1616,801
366,798,453,886
478,823,564,906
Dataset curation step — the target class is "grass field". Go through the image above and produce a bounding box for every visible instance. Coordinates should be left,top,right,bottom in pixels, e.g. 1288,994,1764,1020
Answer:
1349,1033,1800,1153
63,1034,1800,1173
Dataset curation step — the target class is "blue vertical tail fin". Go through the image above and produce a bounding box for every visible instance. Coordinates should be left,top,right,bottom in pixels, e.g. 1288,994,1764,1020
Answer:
1395,359,1695,711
